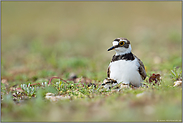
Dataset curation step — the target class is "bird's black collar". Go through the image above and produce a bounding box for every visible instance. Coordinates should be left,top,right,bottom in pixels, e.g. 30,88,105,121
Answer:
111,52,135,62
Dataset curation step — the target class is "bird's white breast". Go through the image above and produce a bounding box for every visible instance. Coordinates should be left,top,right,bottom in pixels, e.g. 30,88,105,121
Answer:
109,58,142,86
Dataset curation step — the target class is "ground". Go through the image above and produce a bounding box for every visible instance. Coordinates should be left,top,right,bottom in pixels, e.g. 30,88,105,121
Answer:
1,1,182,122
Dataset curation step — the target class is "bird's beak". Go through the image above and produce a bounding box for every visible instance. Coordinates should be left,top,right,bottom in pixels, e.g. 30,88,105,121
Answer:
107,45,118,51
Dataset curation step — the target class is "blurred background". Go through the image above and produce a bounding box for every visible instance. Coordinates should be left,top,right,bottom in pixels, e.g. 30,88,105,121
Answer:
1,1,182,122
2,1,181,82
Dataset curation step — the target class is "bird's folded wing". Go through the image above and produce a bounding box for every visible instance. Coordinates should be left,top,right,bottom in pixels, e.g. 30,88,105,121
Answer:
134,55,147,80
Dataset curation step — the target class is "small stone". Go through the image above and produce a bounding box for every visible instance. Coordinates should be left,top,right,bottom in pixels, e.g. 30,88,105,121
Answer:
120,84,129,88
50,96,57,102
56,95,70,100
46,93,54,96
69,73,77,80
173,81,182,87
136,92,145,98
45,95,71,102
45,96,52,100
45,96,57,102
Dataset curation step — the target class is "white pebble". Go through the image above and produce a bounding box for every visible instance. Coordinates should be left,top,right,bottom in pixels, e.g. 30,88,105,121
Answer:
173,81,182,87
136,92,145,98
46,93,54,96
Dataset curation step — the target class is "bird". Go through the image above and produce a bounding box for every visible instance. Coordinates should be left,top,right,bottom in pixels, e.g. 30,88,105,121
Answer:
102,37,147,89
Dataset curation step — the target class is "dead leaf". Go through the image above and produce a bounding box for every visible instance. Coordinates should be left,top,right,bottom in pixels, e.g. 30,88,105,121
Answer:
149,73,161,85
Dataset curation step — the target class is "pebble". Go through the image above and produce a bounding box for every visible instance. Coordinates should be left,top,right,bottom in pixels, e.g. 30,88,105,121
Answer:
173,81,182,87
46,93,54,96
136,92,145,98
120,84,130,89
45,93,70,102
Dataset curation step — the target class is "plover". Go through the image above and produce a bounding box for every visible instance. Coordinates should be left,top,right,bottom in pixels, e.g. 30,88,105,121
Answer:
102,37,146,89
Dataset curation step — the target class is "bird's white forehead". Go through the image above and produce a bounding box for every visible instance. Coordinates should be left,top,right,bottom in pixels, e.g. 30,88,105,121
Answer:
113,40,127,46
113,41,118,46
121,40,127,42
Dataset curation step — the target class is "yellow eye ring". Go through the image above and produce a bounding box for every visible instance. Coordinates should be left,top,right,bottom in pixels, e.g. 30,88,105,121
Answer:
119,41,125,46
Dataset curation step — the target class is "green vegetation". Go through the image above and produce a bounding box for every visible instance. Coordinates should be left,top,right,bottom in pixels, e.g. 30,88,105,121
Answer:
1,1,182,122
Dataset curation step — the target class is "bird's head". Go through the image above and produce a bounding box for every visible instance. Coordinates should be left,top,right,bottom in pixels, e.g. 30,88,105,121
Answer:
107,37,132,55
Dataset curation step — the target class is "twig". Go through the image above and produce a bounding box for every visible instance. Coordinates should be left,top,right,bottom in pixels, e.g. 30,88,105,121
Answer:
48,76,69,85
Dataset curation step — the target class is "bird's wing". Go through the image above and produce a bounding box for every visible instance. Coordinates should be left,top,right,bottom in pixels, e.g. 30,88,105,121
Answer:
134,55,147,80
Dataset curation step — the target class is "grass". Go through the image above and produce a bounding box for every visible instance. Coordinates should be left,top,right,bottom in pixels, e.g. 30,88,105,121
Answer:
1,1,182,122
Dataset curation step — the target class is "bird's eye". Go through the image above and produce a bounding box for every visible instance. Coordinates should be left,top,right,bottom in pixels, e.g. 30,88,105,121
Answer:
119,41,125,46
